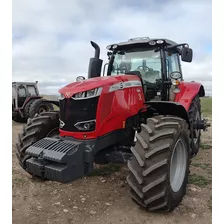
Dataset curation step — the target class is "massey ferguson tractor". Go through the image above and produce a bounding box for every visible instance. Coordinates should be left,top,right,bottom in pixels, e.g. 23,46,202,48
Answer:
12,81,54,122
16,37,209,212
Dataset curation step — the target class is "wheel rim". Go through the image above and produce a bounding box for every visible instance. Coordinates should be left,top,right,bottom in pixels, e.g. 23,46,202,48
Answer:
38,105,48,114
193,111,200,144
170,139,187,192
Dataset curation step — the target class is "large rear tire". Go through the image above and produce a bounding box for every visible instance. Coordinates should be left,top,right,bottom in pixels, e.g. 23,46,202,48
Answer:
127,115,190,212
16,111,59,170
188,95,201,156
29,99,54,118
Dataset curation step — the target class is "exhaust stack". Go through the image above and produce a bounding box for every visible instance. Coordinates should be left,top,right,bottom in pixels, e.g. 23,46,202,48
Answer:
88,41,103,79
90,41,100,59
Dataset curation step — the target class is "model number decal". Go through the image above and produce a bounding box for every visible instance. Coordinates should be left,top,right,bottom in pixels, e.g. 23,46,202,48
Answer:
109,81,141,92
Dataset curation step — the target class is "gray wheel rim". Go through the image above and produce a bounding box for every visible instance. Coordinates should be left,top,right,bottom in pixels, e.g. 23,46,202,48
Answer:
193,111,200,144
38,106,47,114
170,139,187,192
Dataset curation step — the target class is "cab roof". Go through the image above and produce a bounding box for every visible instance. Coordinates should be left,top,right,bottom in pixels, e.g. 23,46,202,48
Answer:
12,81,38,86
106,37,181,52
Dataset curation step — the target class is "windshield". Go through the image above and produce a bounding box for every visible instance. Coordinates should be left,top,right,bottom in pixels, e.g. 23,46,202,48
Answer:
110,49,161,83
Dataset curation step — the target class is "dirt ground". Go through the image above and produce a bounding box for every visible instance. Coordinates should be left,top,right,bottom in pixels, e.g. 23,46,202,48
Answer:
12,118,212,224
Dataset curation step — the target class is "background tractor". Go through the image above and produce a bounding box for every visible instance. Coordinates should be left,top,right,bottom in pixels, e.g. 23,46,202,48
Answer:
12,81,57,122
16,37,210,212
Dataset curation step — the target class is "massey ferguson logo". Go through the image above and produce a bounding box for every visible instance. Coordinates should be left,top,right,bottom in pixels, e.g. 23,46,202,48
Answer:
120,82,124,89
59,119,65,128
65,92,72,98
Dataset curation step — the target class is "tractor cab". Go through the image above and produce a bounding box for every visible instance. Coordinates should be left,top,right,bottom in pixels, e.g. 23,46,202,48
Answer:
87,37,193,101
12,82,40,109
12,81,55,122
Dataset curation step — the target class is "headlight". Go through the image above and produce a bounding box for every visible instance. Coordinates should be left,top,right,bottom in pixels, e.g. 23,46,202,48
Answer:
72,87,102,100
156,40,164,44
86,88,97,97
170,72,182,80
173,87,180,93
149,40,156,46
172,80,180,86
74,92,85,98
74,120,96,131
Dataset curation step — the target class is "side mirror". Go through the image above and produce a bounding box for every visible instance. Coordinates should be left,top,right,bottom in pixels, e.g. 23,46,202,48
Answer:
181,47,193,62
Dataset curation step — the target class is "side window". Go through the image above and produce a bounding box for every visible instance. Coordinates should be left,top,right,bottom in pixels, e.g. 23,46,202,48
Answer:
166,52,181,76
18,86,26,97
27,86,37,95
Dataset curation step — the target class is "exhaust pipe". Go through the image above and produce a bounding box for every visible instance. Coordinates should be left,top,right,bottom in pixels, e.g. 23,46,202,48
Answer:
90,41,100,59
88,41,103,79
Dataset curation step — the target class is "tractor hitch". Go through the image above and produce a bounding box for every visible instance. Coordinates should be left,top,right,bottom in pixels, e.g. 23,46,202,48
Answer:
193,119,210,131
24,137,94,183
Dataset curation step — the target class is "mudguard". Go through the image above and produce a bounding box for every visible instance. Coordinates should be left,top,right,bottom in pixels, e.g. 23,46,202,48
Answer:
174,81,205,111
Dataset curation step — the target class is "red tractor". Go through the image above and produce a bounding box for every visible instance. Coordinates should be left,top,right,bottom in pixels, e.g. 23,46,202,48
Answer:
16,37,209,212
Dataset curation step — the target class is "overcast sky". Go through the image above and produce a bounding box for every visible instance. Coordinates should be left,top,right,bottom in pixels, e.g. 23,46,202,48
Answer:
12,0,212,95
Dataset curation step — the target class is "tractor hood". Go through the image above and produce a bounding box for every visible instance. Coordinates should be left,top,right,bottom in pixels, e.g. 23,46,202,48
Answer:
59,75,140,98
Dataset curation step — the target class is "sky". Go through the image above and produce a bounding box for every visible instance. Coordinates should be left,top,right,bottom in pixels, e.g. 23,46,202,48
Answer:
12,0,212,95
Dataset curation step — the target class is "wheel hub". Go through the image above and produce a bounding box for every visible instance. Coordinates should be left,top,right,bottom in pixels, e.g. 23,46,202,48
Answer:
39,106,47,114
170,139,187,192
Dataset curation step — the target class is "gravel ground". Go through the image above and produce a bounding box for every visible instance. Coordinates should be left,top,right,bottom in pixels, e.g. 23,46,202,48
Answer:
12,117,212,224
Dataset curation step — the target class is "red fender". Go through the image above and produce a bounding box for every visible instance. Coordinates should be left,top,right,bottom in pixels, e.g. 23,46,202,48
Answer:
174,81,205,111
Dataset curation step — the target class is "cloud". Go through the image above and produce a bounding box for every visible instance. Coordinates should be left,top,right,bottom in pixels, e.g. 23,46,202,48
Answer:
12,0,212,95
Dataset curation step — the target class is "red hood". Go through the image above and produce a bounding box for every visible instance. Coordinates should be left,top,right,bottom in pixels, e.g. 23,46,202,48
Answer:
59,75,140,98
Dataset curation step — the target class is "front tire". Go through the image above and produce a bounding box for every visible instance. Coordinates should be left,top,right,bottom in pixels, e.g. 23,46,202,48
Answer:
16,111,59,170
127,115,190,212
12,112,23,123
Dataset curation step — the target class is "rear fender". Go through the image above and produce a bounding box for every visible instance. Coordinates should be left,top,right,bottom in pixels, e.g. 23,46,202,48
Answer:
174,81,205,111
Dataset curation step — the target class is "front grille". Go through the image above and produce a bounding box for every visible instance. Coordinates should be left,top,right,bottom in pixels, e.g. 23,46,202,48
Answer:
59,96,99,132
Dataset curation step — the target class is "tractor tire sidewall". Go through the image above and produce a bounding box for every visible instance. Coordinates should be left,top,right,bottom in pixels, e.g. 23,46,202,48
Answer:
12,112,22,122
16,112,59,170
29,99,54,118
126,115,190,212
24,100,35,119
167,128,190,210
188,95,201,155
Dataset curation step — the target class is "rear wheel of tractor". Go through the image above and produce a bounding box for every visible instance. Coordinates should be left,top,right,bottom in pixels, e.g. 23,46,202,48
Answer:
127,115,190,212
24,100,35,119
29,99,54,118
16,111,59,170
12,112,23,122
188,95,201,156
